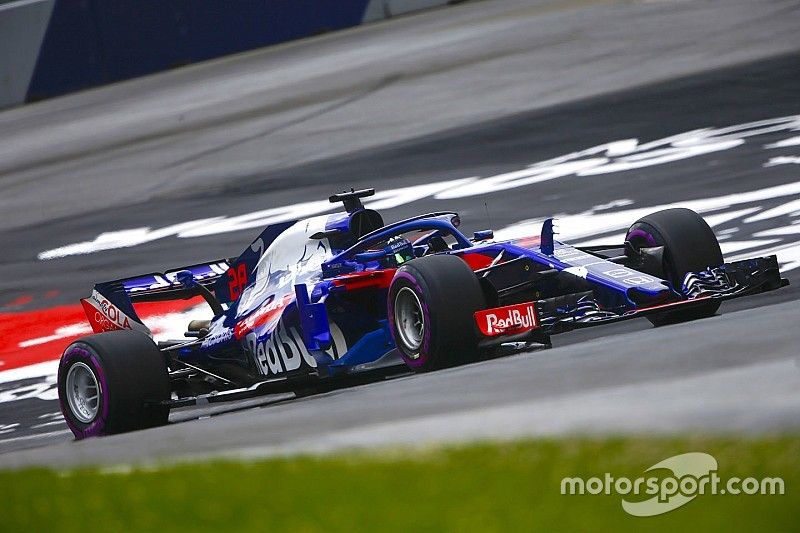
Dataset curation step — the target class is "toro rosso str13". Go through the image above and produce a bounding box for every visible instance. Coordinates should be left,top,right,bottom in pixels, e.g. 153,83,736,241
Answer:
59,189,788,438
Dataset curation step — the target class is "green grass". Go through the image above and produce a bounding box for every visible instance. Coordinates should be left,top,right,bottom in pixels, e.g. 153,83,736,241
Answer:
1,436,797,532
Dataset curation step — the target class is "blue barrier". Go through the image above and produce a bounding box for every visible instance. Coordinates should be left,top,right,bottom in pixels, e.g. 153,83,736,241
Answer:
26,0,373,101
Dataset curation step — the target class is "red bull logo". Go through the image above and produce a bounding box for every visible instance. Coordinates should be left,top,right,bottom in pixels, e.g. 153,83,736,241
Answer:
475,302,539,336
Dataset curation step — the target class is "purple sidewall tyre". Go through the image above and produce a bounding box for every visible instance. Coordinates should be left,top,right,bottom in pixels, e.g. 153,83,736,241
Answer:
626,208,723,326
58,344,111,439
57,330,170,439
625,228,658,247
387,271,432,369
387,254,485,372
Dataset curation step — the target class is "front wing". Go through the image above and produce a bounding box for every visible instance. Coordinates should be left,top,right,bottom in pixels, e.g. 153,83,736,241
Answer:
474,255,788,342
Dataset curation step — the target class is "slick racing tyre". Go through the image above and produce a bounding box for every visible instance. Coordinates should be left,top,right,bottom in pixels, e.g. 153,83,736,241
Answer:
388,254,486,372
58,330,170,439
626,208,723,326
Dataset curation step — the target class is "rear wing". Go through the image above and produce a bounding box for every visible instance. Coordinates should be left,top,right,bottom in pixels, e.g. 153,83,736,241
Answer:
116,260,230,301
80,260,230,335
79,220,298,334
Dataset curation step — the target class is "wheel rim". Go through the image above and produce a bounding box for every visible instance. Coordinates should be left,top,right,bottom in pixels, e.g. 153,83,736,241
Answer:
394,287,425,357
65,362,101,423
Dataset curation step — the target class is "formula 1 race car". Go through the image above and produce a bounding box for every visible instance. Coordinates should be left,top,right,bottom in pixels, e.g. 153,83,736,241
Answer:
58,188,789,438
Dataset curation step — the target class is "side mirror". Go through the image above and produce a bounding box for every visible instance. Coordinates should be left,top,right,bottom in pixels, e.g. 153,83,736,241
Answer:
473,230,494,241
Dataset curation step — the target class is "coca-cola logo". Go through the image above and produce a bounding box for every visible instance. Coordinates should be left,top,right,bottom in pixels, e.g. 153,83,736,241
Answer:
81,292,133,333
93,311,118,332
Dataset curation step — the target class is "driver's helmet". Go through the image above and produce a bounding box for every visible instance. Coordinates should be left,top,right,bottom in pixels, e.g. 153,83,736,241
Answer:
383,236,415,266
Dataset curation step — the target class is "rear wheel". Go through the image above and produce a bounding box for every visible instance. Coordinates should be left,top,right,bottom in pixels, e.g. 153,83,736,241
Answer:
58,330,170,439
388,254,485,371
626,208,723,326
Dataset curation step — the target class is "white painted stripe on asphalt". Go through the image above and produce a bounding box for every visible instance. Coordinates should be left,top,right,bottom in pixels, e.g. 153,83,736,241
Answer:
0,360,58,384
30,420,66,429
0,429,71,446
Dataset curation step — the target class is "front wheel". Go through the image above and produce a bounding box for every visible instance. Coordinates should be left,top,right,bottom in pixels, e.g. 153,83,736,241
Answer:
626,208,723,326
58,330,170,439
388,254,486,372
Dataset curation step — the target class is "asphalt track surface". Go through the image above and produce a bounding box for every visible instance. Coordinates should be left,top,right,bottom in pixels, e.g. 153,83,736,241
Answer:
1,0,800,468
